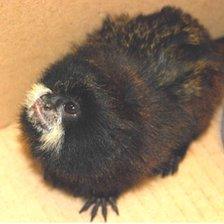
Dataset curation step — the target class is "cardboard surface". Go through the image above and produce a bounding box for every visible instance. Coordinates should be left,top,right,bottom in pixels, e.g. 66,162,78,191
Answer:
0,109,224,221
1,0,224,127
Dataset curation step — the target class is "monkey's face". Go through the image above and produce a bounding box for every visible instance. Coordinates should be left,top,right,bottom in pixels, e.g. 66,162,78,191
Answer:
24,82,82,153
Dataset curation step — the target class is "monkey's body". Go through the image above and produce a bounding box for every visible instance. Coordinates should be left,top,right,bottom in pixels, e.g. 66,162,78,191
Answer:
20,7,224,221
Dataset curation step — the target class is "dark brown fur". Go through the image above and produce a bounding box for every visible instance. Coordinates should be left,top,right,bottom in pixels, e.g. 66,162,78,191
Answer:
20,6,224,221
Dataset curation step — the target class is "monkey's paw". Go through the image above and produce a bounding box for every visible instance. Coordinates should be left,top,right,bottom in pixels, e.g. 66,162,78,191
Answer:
160,155,182,177
79,196,119,222
152,155,182,177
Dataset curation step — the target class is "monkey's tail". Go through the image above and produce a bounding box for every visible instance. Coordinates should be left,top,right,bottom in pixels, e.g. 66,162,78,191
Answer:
212,36,224,80
214,36,224,55
214,37,224,42
214,37,224,43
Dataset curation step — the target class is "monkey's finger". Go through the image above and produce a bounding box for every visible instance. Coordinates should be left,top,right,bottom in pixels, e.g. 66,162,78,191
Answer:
108,197,119,215
90,198,101,222
101,198,107,222
79,197,96,213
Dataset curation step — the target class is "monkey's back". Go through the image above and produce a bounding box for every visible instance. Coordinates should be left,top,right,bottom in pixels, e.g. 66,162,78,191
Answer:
88,6,224,136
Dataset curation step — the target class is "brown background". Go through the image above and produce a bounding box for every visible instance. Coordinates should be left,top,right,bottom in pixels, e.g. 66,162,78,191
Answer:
0,0,224,128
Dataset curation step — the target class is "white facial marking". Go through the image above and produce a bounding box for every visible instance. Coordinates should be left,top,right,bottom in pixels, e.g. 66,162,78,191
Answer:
25,82,65,153
40,120,64,154
25,83,52,109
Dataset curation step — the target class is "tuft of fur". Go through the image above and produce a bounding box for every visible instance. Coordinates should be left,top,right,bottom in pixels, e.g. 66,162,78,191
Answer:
39,118,64,153
20,6,224,221
25,83,52,109
24,83,64,153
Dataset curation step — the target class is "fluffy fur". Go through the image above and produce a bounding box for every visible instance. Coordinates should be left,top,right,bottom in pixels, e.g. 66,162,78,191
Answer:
25,83,52,109
25,83,64,152
20,6,224,221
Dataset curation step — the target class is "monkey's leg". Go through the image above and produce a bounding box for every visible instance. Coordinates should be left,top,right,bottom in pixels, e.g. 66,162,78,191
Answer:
79,196,119,221
159,155,183,177
153,144,190,177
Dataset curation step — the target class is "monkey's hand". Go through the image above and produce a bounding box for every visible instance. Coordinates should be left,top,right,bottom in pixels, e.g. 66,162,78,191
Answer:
79,196,119,222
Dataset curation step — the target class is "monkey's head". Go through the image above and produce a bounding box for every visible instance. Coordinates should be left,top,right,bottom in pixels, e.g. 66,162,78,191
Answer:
23,82,82,152
20,48,144,169
20,54,104,157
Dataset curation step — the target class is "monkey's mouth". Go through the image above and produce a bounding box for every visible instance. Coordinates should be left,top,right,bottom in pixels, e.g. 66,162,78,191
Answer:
26,95,60,132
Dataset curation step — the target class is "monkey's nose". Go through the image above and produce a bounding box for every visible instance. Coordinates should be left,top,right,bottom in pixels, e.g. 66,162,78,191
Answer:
40,93,62,110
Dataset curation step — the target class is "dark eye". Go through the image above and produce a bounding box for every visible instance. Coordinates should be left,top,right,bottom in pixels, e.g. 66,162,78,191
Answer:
64,101,77,115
